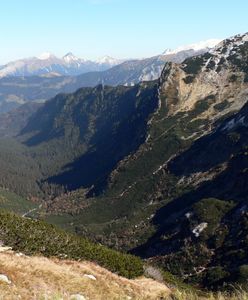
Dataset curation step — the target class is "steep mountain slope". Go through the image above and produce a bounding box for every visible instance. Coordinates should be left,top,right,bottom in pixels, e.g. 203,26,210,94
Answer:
57,32,248,244
125,33,248,287
0,82,158,199
0,43,217,113
0,102,42,136
136,102,248,288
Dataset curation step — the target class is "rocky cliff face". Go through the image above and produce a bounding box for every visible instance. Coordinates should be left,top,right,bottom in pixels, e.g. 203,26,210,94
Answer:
159,32,248,122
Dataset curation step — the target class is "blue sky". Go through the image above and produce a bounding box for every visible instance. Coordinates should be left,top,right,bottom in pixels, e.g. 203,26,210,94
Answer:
1,0,248,63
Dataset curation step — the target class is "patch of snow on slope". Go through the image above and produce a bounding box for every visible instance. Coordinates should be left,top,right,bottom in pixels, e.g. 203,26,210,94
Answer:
95,55,122,66
163,39,221,55
63,52,82,63
192,222,208,237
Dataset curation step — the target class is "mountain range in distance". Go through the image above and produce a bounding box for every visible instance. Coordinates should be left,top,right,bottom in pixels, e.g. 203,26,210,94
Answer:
0,39,221,114
0,52,125,77
0,39,220,78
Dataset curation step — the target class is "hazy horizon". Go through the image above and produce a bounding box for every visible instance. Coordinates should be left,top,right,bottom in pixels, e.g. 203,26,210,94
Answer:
1,0,248,64
0,37,222,64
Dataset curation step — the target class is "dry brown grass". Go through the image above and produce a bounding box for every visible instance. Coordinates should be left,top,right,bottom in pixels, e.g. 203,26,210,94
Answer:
0,249,170,300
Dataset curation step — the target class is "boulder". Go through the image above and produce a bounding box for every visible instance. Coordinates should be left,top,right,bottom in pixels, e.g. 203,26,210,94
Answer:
70,294,86,300
83,274,96,280
0,274,11,284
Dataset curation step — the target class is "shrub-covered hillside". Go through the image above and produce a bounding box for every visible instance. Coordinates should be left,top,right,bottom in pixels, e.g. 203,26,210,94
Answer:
0,210,143,279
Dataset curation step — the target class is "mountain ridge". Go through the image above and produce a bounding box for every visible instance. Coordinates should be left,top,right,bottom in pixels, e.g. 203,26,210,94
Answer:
0,52,124,78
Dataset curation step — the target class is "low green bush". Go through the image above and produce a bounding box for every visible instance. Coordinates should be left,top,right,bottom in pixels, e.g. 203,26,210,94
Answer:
0,210,143,279
238,265,248,284
205,266,230,287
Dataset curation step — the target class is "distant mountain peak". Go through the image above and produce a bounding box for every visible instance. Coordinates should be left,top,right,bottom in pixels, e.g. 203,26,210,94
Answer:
163,39,221,55
63,52,81,63
63,52,75,57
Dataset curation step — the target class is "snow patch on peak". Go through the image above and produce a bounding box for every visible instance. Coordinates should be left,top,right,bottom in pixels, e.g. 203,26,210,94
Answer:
163,39,221,55
243,33,248,41
63,52,80,63
209,32,248,58
229,32,248,42
37,52,55,60
95,55,121,65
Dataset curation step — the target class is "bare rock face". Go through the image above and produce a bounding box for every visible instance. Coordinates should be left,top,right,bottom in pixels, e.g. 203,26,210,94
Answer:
159,33,248,125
